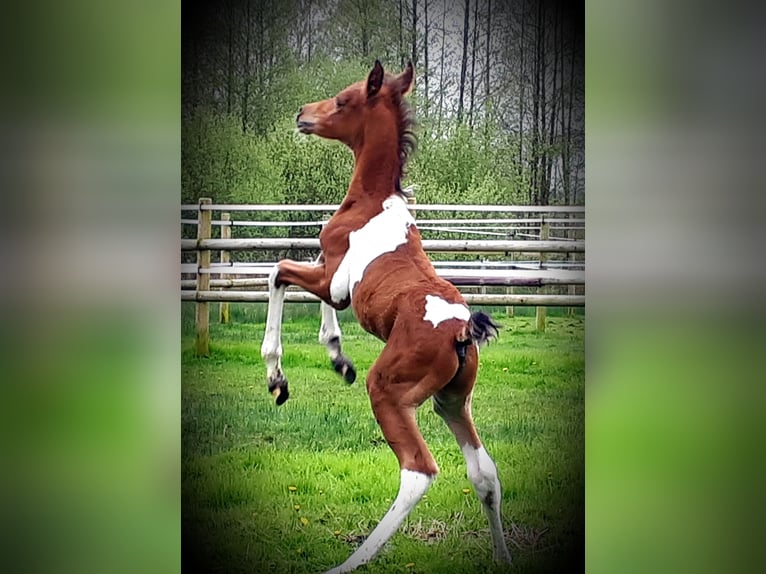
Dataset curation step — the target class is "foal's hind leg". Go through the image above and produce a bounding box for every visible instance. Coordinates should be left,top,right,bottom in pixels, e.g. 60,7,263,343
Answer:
325,344,446,574
433,348,512,564
319,302,356,384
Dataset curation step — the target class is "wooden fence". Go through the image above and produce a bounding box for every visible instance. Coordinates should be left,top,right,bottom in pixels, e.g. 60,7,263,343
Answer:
181,198,585,355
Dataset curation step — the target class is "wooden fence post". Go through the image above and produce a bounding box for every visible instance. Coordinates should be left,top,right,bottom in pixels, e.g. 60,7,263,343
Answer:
219,212,231,324
536,219,549,332
568,211,577,317
196,198,212,356
506,232,514,317
407,195,417,219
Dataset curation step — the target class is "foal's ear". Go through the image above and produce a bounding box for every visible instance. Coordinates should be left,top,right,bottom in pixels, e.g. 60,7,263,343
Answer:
367,60,384,98
396,61,414,96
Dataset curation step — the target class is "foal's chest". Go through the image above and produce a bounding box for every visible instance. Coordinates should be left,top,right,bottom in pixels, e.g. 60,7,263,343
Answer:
327,195,415,305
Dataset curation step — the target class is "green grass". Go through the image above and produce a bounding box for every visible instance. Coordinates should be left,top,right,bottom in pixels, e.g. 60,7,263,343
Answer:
182,304,584,573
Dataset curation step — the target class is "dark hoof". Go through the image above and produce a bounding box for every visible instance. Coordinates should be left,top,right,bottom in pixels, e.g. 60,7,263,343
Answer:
267,372,290,405
332,356,357,385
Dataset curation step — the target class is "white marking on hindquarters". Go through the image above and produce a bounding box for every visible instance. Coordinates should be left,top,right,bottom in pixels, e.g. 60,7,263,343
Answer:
260,265,285,378
423,294,470,327
326,469,434,574
329,195,414,304
460,443,512,564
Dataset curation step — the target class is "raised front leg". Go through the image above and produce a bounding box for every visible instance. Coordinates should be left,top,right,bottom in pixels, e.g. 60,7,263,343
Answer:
261,259,339,405
319,302,356,384
261,266,289,405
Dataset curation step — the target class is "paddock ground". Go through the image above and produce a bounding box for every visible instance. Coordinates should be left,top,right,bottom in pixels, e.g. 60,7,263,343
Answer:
182,303,584,573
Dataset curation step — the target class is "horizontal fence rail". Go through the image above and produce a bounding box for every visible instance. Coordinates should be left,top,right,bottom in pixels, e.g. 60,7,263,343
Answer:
180,218,586,226
181,238,584,253
182,199,585,353
180,269,585,290
182,290,585,307
181,203,585,213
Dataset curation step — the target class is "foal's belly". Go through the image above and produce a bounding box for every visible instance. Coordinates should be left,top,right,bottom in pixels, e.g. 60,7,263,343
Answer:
350,254,467,343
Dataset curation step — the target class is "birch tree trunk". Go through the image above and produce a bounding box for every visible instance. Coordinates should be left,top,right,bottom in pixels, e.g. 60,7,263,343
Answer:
411,0,418,68
424,0,429,117
518,0,526,183
484,0,491,128
241,0,251,134
457,0,470,124
399,0,404,69
437,0,447,134
468,0,479,129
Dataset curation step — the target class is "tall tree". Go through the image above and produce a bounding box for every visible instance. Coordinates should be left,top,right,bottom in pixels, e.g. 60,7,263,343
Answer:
423,0,430,117
256,0,266,135
411,0,418,68
359,0,370,58
399,0,404,68
457,0,470,124
484,0,491,125
468,0,479,129
226,0,235,115
530,0,544,204
517,0,526,178
241,0,251,133
436,0,447,133
307,0,314,63
562,11,577,205
542,2,560,205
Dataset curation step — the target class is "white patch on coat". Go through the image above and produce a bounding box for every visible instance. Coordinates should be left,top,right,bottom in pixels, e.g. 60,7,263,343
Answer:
330,195,414,304
423,294,470,327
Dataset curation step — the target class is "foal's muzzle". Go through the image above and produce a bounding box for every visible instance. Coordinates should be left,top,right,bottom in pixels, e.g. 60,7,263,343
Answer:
296,119,315,134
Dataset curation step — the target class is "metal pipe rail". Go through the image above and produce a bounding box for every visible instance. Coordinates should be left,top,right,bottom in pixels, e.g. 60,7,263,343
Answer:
180,268,585,289
181,290,585,307
181,238,585,253
182,203,585,213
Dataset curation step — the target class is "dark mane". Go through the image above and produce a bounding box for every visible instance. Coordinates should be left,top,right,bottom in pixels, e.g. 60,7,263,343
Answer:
393,93,417,195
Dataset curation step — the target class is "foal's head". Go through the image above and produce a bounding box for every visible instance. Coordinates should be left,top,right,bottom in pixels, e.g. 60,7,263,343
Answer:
296,60,415,167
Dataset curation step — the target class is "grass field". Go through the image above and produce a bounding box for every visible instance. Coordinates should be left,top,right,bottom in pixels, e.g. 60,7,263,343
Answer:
182,303,584,573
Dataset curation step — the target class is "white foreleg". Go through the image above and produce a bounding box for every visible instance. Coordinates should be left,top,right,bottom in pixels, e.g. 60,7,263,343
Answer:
326,469,434,574
260,265,289,404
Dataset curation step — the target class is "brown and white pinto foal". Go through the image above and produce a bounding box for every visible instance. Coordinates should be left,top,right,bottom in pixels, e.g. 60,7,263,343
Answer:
260,60,512,573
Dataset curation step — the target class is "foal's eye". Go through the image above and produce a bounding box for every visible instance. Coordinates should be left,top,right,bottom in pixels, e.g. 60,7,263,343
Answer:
335,98,346,109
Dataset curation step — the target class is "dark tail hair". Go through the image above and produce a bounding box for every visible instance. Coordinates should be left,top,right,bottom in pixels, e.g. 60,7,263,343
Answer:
468,311,500,347
455,311,500,368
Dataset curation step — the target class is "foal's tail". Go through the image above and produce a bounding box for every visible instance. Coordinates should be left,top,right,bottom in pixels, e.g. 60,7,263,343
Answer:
455,311,500,367
467,311,500,347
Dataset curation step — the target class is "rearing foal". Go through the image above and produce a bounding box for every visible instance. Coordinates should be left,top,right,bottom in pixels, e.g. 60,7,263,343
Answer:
260,61,512,573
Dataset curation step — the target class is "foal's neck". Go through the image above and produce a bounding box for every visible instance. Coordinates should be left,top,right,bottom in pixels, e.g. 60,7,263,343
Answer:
348,126,400,204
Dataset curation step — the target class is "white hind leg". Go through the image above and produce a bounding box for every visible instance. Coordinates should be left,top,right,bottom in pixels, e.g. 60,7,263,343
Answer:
461,442,512,563
319,302,356,384
434,392,512,564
